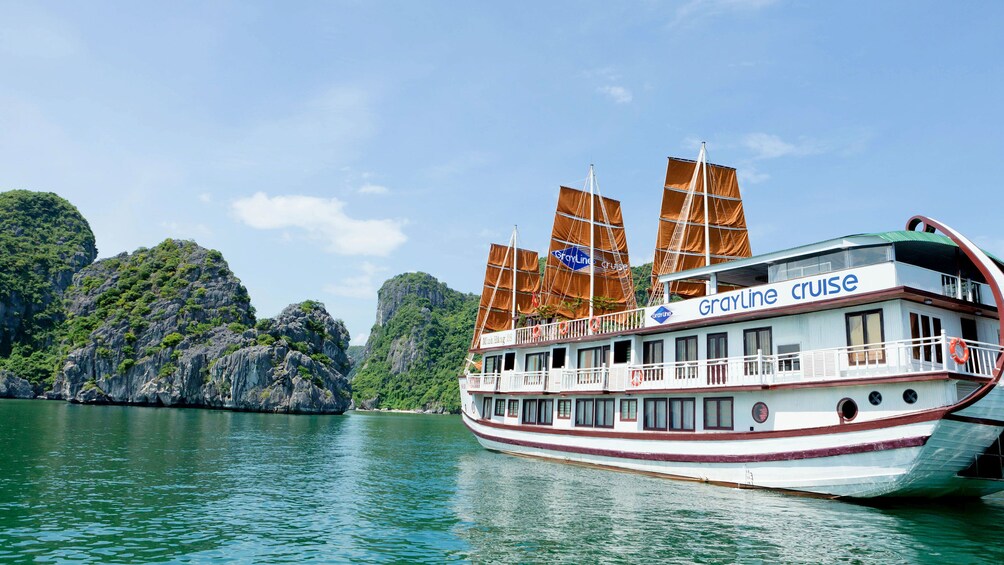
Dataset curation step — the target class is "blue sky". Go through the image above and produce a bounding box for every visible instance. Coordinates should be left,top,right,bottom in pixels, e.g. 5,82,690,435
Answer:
2,1,1002,345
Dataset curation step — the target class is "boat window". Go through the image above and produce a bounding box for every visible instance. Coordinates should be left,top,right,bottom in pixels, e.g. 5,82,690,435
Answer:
577,347,602,369
620,399,638,422
643,340,664,364
613,341,631,364
777,344,801,372
644,398,668,430
848,245,892,267
551,348,567,369
525,352,549,373
557,399,571,419
522,399,538,424
707,333,728,385
846,310,885,365
704,397,734,430
494,398,506,417
507,399,519,417
574,399,595,427
670,398,696,431
538,399,554,425
503,352,515,371
769,250,845,282
743,327,772,376
482,397,492,419
675,336,698,380
594,399,615,428
909,313,942,363
483,354,503,374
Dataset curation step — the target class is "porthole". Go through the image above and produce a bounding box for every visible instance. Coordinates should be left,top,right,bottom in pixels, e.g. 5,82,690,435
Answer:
838,398,858,422
868,391,882,406
752,402,769,424
903,389,918,404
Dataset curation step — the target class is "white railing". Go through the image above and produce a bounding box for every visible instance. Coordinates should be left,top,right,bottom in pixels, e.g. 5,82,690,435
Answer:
464,334,1002,394
512,307,647,345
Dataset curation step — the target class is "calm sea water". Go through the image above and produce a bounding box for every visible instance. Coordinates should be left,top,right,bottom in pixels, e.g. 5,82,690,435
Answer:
1,400,1003,564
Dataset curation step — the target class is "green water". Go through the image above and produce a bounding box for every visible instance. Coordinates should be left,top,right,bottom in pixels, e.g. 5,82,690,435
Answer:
1,400,1002,563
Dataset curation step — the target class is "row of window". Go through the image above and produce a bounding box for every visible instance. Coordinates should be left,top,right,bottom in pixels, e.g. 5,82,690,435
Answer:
482,309,891,373
481,396,735,431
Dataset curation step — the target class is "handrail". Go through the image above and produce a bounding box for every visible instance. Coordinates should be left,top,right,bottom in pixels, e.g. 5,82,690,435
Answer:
464,334,1003,394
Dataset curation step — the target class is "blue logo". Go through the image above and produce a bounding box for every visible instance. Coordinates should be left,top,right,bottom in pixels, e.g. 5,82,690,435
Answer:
651,306,673,324
552,246,592,271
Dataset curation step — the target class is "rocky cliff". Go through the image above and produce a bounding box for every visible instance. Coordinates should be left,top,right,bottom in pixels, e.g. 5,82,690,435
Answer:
46,240,351,413
352,272,477,413
0,190,97,396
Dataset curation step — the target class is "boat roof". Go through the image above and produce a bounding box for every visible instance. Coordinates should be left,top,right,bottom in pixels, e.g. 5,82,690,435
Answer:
658,230,1004,286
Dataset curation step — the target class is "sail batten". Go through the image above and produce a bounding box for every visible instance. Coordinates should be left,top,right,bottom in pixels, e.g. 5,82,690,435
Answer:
651,156,752,300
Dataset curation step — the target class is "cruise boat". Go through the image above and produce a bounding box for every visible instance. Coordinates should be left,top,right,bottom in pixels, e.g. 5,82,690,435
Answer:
458,145,1004,499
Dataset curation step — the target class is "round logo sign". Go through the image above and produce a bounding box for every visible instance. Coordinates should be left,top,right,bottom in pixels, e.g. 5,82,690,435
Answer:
751,401,769,424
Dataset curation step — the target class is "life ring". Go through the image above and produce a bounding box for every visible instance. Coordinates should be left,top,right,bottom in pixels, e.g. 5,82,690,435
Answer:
589,317,601,333
950,337,970,365
532,325,542,339
630,369,643,387
558,321,569,336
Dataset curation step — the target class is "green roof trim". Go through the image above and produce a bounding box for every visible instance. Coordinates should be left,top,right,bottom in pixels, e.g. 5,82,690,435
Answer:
864,230,1004,265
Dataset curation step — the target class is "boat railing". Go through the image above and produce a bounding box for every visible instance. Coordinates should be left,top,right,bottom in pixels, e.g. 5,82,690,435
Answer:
463,334,1003,394
513,307,647,345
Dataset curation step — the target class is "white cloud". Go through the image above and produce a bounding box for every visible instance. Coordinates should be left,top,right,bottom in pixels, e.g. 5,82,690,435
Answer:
357,183,389,195
742,133,821,160
738,166,770,185
231,192,407,256
670,0,779,28
323,262,387,299
198,192,212,203
598,85,633,104
160,221,214,240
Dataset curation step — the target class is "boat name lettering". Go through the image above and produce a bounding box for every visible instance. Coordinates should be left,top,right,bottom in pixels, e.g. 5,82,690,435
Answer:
698,273,861,316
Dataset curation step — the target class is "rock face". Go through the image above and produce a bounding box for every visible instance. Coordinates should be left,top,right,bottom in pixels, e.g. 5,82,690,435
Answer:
0,190,97,391
352,272,477,413
48,240,351,414
0,370,35,399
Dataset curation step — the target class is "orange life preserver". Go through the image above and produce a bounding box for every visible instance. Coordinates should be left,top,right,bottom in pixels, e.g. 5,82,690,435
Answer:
950,337,970,365
532,325,542,339
630,369,643,387
589,317,601,333
558,321,569,336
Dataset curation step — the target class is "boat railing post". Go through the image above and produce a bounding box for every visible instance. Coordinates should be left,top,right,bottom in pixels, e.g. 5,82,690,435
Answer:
757,348,764,385
940,329,949,371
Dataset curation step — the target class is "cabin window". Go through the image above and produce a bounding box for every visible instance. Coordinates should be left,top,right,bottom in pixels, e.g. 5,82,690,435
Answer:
507,399,519,417
707,333,728,385
482,397,492,419
494,398,506,416
743,327,772,375
643,340,664,364
525,352,549,373
846,310,885,365
574,399,594,427
552,348,567,369
670,398,696,431
557,399,571,419
483,355,502,374
909,313,942,363
704,397,734,430
777,344,801,372
620,399,638,421
644,398,668,430
522,399,538,424
613,340,631,364
503,352,516,371
577,347,602,369
538,399,554,425
675,336,698,379
594,399,615,428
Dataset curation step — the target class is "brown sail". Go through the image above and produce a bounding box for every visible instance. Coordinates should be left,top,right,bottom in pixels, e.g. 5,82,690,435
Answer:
472,242,541,348
652,157,752,298
542,185,635,319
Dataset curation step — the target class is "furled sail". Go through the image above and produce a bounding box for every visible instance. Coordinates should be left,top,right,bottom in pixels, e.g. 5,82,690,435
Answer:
651,156,752,300
472,242,541,348
542,185,636,319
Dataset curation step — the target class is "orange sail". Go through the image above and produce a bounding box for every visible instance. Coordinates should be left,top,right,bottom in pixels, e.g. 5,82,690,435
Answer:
472,243,541,348
542,185,635,319
652,157,752,299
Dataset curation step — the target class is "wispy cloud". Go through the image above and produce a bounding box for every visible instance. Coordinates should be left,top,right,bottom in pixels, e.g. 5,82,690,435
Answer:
160,221,214,240
357,183,389,195
231,192,407,256
0,6,82,59
198,192,212,203
669,0,779,29
742,133,822,160
597,85,633,104
323,262,388,299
